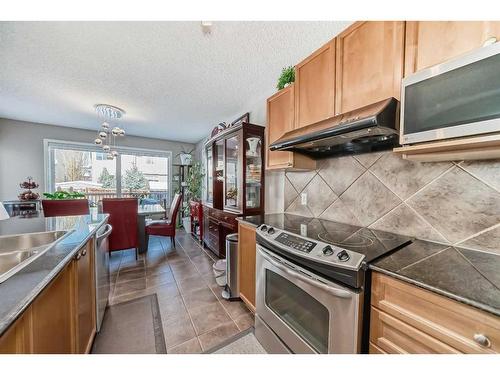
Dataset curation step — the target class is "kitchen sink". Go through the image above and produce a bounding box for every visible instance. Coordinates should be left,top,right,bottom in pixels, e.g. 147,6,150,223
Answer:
0,230,71,283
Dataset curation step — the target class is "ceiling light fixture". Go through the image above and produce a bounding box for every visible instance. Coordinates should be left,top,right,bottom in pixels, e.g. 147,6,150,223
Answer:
93,104,126,158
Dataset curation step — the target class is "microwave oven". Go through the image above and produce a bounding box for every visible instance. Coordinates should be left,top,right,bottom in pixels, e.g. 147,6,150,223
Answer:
400,42,500,145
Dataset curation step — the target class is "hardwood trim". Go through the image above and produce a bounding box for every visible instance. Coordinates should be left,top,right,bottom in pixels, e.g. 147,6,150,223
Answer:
404,21,419,76
368,342,387,354
372,272,500,354
394,133,500,162
240,293,256,313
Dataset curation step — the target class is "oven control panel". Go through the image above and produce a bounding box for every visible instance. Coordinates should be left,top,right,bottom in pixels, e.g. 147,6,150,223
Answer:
275,232,316,253
256,224,365,271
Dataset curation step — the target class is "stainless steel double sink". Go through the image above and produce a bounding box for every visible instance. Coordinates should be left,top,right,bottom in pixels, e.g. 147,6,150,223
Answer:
0,230,71,283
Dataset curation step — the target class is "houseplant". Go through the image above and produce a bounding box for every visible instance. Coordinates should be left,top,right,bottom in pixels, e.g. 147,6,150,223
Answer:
43,190,86,199
182,162,204,233
176,146,195,166
276,66,295,90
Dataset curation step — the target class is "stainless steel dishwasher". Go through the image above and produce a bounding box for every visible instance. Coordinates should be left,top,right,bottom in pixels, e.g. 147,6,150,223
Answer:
94,223,112,332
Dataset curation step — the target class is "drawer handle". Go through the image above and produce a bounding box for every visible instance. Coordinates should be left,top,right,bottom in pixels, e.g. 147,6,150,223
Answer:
473,333,491,348
75,252,82,261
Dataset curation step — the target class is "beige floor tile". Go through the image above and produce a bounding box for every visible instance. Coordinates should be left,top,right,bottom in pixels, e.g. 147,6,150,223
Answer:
219,299,251,320
176,275,207,294
146,272,176,288
113,278,146,297
152,282,181,301
234,312,255,331
168,337,202,354
182,287,218,310
189,301,231,335
198,321,240,351
164,318,196,349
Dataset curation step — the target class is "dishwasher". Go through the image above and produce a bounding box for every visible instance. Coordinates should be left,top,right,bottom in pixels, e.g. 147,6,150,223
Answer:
95,223,112,332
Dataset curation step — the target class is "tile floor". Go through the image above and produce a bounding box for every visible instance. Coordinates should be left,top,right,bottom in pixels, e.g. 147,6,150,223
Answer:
107,230,254,354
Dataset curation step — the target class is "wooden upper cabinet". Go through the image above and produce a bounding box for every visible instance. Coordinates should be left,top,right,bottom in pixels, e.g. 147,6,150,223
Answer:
335,21,405,113
405,21,500,75
295,39,336,128
266,84,316,170
267,85,294,169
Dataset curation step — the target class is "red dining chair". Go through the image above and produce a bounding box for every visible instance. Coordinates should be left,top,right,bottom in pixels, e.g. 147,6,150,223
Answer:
42,199,90,217
145,193,182,249
102,198,139,259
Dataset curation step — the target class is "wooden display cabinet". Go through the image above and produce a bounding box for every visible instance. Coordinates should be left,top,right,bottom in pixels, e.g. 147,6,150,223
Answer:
203,122,265,258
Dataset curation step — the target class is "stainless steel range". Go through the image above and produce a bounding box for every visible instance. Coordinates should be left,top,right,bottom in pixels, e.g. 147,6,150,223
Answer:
254,214,411,354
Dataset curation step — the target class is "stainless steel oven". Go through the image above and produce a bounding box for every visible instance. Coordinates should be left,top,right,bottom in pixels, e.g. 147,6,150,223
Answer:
255,245,363,354
401,41,500,145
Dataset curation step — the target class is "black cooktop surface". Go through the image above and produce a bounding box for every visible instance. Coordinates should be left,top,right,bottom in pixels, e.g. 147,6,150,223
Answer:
259,213,412,264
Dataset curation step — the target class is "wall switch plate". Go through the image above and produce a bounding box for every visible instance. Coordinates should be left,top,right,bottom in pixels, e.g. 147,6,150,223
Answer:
301,192,307,205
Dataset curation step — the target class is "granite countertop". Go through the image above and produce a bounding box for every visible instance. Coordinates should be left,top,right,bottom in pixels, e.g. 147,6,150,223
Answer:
236,213,289,228
370,239,500,317
0,212,108,335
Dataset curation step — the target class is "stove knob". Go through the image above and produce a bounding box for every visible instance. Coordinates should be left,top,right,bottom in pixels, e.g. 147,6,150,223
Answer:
322,245,334,256
260,225,268,232
267,227,275,235
337,250,350,262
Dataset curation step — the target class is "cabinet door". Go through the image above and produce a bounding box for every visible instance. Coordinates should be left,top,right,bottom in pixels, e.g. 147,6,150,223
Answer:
238,222,256,312
336,21,405,113
0,310,32,354
295,39,336,128
76,241,96,354
225,134,242,212
32,263,76,353
267,85,294,169
405,21,500,75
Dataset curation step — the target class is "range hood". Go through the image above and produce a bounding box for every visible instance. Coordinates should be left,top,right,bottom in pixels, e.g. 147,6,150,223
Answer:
270,98,400,159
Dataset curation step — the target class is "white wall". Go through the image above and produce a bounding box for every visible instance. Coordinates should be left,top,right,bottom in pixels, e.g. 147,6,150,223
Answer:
0,118,195,200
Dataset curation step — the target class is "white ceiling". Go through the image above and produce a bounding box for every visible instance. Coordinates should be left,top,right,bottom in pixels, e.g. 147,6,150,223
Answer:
0,21,351,143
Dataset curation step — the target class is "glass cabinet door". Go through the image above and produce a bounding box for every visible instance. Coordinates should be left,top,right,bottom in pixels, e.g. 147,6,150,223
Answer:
245,134,263,210
225,135,241,211
206,146,213,203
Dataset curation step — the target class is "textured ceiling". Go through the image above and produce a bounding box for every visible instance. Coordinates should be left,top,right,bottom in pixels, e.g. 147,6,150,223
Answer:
0,21,351,143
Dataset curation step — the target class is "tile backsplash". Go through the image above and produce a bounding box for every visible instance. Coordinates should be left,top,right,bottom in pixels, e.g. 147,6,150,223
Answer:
284,151,500,255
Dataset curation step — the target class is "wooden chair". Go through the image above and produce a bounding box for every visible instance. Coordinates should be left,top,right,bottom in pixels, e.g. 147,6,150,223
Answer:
41,199,90,217
102,198,139,259
145,193,182,249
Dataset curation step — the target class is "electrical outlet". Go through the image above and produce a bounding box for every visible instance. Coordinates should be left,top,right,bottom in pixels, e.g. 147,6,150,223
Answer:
301,192,307,205
300,224,307,237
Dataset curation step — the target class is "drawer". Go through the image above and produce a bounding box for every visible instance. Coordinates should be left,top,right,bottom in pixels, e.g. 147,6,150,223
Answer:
370,307,460,354
368,342,387,354
372,272,500,353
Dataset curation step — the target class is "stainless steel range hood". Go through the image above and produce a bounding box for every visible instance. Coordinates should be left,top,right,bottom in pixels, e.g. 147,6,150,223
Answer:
269,98,400,159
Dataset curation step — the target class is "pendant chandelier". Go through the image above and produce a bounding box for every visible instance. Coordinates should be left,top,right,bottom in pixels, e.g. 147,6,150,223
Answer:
93,104,126,159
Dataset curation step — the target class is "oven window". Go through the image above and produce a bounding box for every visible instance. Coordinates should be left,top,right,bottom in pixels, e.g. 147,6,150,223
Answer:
265,270,329,353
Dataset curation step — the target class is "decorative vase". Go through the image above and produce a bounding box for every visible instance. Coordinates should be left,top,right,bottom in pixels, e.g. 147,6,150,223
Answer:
246,137,261,157
180,153,192,165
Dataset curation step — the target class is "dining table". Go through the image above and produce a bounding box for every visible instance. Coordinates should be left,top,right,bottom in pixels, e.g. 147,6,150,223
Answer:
137,203,166,253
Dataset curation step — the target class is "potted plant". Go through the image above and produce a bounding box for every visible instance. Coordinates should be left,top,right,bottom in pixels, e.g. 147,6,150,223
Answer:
43,190,86,199
182,162,204,232
176,147,195,166
276,66,295,90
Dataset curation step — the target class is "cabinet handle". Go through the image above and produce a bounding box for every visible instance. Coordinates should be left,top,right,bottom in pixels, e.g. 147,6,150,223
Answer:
473,333,491,348
81,248,87,257
75,252,82,261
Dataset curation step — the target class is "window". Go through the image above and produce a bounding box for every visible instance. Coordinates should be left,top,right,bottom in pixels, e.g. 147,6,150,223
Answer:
45,140,172,207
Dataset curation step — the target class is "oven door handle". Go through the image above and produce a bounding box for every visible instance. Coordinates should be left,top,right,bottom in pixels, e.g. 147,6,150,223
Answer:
259,248,353,299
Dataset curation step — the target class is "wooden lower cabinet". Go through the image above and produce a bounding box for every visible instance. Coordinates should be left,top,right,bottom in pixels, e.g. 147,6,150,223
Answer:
370,272,500,354
0,238,96,354
76,240,96,354
32,263,76,353
238,222,257,312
